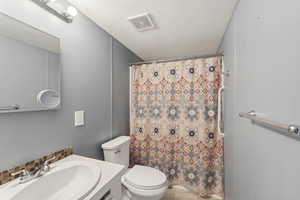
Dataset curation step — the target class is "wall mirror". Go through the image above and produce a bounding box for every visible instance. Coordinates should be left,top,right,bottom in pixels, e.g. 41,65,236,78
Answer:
0,12,61,113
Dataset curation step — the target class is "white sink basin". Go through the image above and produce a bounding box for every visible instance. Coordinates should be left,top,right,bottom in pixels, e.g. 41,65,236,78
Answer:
0,161,101,200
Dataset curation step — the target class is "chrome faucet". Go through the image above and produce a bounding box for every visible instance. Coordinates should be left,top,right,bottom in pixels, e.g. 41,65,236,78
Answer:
10,169,32,184
10,156,56,184
39,156,56,174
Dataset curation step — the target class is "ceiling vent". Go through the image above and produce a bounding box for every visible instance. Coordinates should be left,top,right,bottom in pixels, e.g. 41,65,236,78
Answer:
128,13,156,32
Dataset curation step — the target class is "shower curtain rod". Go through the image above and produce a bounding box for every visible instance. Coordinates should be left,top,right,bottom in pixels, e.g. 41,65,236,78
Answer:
129,53,224,66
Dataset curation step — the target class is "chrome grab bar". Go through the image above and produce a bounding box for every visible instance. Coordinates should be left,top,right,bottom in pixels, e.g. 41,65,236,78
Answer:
0,104,20,111
239,111,299,135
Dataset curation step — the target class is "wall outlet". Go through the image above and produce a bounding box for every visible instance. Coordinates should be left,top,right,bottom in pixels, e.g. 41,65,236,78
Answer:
74,111,85,127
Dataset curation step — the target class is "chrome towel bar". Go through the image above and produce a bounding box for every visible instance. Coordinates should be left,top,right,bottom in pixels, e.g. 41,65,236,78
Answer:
239,110,299,135
0,104,20,111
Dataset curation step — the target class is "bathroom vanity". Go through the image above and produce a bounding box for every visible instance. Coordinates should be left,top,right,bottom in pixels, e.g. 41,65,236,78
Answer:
0,155,126,200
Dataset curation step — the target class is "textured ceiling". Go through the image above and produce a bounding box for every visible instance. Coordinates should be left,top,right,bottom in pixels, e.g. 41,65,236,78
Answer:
69,0,238,60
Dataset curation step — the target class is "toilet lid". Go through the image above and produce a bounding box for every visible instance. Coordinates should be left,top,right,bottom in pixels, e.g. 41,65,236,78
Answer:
123,165,167,190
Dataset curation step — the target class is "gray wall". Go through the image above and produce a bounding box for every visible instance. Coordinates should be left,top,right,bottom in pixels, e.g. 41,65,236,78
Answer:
0,34,59,110
112,40,141,138
0,1,140,171
220,0,300,199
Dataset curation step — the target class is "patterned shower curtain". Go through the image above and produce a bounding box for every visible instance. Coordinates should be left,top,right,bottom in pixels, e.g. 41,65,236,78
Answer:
130,57,224,198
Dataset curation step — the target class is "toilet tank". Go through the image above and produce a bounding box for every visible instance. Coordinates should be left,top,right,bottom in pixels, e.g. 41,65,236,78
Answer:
101,136,130,168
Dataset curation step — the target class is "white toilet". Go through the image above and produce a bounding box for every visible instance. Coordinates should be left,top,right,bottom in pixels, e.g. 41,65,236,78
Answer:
102,136,168,200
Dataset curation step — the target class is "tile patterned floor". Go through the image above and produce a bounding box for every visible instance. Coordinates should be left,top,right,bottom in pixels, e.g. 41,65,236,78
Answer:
162,185,222,200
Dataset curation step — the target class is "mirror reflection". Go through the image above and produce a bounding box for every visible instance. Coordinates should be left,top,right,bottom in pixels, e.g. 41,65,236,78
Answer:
0,12,61,113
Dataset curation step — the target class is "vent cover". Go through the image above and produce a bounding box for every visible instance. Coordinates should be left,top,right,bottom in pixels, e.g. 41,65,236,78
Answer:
128,13,156,32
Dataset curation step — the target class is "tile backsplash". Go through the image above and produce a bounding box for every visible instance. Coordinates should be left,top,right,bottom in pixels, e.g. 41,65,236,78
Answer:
0,147,73,185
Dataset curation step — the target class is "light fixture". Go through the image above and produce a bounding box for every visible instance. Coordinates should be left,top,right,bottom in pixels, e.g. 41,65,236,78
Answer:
31,0,78,23
41,0,56,4
61,6,78,21
66,6,78,17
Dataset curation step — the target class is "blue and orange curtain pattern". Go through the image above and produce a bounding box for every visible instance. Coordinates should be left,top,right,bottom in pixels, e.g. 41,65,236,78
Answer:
130,57,224,198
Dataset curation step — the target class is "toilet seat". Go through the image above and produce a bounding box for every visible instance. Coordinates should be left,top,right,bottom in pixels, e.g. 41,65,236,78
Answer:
122,165,167,190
